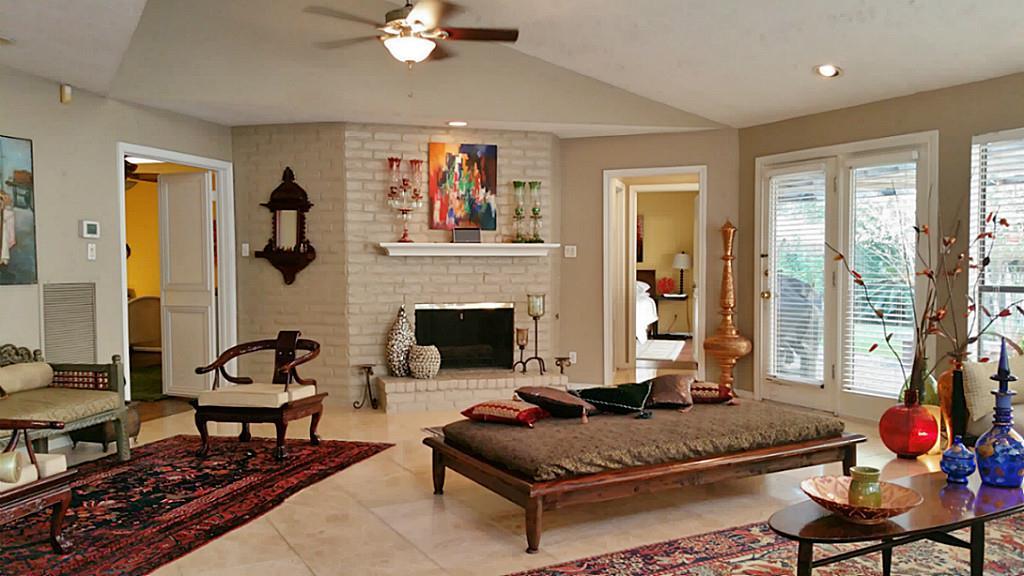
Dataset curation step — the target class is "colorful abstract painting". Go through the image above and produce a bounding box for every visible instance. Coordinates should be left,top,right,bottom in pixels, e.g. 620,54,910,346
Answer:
0,135,36,285
428,143,498,230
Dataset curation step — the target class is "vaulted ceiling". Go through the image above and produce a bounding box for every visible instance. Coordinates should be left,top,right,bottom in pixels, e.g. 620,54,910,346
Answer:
2,0,1023,136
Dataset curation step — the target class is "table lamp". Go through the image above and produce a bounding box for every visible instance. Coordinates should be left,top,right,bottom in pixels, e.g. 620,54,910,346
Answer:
672,252,691,295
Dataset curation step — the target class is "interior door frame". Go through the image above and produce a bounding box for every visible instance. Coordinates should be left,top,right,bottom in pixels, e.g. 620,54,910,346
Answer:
753,130,939,417
602,165,708,385
116,142,237,401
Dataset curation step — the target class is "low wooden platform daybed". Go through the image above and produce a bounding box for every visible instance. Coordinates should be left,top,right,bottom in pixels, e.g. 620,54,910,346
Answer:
424,401,866,552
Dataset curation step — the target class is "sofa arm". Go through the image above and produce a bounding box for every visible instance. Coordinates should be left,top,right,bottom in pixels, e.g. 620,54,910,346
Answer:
48,355,125,399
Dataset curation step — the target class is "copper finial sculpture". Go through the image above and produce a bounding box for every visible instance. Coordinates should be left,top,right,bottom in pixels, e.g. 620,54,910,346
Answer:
703,220,752,396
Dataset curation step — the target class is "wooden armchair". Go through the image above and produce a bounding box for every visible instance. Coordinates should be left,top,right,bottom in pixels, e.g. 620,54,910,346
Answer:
193,331,326,460
0,418,75,553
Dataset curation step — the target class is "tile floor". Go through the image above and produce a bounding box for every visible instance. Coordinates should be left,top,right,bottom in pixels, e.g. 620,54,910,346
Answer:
64,398,940,576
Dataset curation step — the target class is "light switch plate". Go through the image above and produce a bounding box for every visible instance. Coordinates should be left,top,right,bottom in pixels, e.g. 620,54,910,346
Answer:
564,245,577,258
241,242,250,257
569,351,577,364
87,243,97,261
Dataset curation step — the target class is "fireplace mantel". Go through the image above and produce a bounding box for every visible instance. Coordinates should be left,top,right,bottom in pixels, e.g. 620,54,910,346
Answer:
379,243,560,257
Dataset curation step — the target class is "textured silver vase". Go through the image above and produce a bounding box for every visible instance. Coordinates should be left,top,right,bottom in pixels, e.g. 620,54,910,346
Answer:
408,344,442,379
385,306,415,377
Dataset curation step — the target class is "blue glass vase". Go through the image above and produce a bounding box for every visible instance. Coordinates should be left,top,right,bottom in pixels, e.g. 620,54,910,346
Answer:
976,340,1024,488
940,435,976,484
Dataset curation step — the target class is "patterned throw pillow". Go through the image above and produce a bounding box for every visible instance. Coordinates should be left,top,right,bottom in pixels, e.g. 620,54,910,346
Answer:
573,382,652,414
461,400,550,428
691,380,734,404
516,386,597,419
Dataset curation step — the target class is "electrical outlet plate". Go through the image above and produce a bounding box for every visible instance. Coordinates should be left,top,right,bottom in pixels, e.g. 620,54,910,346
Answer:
87,243,97,261
569,351,577,364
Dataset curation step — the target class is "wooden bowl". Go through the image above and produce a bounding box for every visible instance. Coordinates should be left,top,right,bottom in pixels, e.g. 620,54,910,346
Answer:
801,476,924,525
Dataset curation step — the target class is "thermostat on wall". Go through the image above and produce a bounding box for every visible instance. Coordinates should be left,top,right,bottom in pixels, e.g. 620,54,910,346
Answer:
80,220,101,239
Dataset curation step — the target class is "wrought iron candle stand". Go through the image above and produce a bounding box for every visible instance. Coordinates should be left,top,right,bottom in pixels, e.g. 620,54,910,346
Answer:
386,157,424,242
513,294,546,374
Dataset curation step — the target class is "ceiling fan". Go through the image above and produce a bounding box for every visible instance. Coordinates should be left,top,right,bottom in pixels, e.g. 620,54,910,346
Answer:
124,160,158,191
305,1,519,65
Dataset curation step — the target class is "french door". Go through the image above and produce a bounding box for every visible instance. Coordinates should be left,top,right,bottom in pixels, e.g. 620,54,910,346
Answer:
758,145,933,420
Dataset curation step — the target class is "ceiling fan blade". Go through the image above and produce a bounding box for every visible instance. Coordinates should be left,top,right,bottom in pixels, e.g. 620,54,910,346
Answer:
442,27,518,42
314,36,379,50
303,6,381,28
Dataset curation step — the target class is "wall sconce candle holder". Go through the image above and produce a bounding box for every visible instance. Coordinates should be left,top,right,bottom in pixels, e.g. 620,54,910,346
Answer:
255,167,316,284
387,157,425,242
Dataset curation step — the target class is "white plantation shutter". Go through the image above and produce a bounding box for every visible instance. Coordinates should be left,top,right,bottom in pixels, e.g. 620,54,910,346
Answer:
767,169,826,385
842,161,919,397
971,131,1024,359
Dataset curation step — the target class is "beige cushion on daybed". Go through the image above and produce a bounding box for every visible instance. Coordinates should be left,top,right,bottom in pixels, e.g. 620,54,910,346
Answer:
0,388,122,424
0,452,67,493
0,363,54,394
198,383,317,408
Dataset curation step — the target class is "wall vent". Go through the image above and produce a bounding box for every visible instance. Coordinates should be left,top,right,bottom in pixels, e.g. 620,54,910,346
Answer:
42,282,97,363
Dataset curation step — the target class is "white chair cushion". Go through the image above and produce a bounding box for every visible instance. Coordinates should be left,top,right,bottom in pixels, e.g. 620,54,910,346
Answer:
198,383,317,408
0,362,54,394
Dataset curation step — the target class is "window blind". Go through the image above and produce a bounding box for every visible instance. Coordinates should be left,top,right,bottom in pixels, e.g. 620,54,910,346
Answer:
767,169,826,384
971,134,1024,359
842,162,918,397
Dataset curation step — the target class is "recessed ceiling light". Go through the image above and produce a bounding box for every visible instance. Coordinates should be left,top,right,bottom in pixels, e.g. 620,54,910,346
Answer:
447,121,468,127
815,64,842,78
0,36,13,46
125,156,161,164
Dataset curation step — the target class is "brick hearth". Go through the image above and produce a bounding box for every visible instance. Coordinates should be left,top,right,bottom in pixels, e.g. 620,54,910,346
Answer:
378,369,568,413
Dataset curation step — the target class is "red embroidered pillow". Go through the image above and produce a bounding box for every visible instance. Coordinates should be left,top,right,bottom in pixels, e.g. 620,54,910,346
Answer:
690,380,734,404
461,400,550,428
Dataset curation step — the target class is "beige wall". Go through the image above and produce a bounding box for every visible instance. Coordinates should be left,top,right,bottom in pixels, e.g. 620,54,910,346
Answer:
0,65,231,359
560,129,740,385
739,72,1024,374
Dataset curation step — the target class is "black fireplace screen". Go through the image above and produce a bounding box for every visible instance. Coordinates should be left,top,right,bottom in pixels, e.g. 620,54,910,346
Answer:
414,304,514,370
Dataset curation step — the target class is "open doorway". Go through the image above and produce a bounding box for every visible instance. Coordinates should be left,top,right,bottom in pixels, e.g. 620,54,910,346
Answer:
604,166,707,386
117,143,237,417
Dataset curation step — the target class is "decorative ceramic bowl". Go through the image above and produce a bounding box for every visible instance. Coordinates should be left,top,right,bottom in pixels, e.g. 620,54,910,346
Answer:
801,476,924,525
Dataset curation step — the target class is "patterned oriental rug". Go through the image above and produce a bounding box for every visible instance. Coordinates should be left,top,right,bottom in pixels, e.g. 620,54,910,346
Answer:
0,435,391,576
509,517,1024,575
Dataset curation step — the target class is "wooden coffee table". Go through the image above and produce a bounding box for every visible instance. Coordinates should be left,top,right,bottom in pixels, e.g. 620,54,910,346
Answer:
769,471,1024,576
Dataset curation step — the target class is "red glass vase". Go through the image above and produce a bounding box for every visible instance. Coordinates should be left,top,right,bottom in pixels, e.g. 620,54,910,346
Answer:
879,388,939,458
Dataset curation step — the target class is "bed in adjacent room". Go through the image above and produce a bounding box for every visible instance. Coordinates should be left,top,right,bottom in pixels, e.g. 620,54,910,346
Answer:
635,269,659,344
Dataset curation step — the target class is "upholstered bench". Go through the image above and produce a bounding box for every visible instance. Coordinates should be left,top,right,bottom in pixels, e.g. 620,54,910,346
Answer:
0,345,130,461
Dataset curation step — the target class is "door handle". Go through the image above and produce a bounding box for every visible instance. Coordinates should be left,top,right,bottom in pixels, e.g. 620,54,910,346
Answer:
760,291,772,300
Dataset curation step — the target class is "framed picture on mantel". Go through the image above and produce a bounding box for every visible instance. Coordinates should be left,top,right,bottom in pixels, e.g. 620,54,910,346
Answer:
428,142,498,231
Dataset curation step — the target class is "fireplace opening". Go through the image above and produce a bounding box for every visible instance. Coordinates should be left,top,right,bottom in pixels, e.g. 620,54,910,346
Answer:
414,303,514,370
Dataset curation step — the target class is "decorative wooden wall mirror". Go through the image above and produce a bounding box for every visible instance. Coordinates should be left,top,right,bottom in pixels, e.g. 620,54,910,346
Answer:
256,167,316,284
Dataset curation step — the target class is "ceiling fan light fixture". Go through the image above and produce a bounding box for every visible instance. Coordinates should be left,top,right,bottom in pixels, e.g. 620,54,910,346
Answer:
814,64,842,78
383,35,436,63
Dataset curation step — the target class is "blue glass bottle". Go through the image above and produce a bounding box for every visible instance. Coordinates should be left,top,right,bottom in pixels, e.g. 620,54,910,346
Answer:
941,435,976,484
975,339,1024,488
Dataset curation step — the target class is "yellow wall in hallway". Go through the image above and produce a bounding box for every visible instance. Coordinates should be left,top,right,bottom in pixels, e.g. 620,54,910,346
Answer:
637,191,697,332
124,163,208,297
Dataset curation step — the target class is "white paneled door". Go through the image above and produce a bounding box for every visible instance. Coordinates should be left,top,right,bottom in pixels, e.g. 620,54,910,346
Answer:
159,172,217,397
